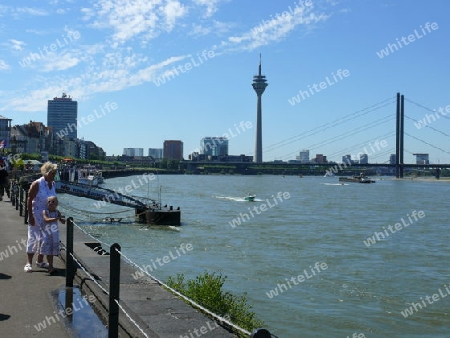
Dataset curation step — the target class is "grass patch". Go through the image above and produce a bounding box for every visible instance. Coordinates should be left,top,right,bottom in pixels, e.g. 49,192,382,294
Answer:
166,271,265,336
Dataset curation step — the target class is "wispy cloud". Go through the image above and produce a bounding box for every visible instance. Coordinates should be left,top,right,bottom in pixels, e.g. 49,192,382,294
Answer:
2,0,333,112
191,0,229,18
82,0,187,46
0,60,10,70
25,29,47,35
223,5,330,53
16,7,49,16
189,20,235,37
8,39,26,51
0,51,188,111
41,52,80,72
0,5,49,19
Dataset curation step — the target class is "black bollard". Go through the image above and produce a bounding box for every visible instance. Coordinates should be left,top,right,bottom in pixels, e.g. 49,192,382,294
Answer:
251,328,272,338
109,243,121,338
66,217,74,288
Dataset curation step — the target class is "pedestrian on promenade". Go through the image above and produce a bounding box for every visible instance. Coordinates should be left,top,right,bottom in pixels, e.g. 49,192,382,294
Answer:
0,164,8,201
24,162,58,273
41,196,65,275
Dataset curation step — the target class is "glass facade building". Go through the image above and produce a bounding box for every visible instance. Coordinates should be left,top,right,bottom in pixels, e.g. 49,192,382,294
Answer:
47,93,78,139
200,137,228,156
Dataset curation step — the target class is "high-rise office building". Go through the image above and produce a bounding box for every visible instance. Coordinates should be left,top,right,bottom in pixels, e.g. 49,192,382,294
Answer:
0,115,12,150
200,137,228,156
314,154,327,163
47,93,78,139
148,148,163,159
123,148,144,157
413,153,429,164
163,140,183,160
389,154,396,164
298,150,310,163
342,155,352,164
359,154,368,164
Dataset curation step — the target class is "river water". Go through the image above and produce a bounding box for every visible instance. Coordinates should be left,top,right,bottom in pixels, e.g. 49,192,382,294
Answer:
57,174,450,337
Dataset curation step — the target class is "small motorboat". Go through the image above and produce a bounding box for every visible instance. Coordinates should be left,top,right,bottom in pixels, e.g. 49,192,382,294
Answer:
244,194,256,202
103,217,122,223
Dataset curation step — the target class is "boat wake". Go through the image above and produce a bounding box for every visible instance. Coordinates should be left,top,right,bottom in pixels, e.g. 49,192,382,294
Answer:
322,183,348,186
138,225,181,232
213,195,262,202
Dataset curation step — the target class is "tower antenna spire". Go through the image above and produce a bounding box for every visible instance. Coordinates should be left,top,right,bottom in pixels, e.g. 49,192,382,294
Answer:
259,53,262,75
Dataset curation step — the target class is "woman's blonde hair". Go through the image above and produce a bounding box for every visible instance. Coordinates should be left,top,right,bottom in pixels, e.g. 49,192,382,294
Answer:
40,162,57,176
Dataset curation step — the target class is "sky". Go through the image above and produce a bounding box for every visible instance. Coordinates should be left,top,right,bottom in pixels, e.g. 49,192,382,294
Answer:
1,0,449,164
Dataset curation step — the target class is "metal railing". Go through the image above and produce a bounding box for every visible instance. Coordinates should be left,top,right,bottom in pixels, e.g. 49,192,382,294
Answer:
9,181,274,338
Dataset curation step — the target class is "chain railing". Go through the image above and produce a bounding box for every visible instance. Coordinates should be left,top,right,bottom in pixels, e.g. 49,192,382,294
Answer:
9,182,274,338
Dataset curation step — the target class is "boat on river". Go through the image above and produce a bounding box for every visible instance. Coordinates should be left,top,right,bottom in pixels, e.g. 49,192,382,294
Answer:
338,173,375,184
77,165,104,186
244,193,256,201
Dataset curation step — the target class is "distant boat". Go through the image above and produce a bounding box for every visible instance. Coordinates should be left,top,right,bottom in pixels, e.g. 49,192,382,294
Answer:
339,173,375,184
103,217,122,223
244,194,256,202
324,172,335,177
77,165,104,186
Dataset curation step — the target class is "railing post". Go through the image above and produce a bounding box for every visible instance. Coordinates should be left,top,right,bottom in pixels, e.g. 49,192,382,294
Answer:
15,187,19,210
10,181,15,207
19,187,23,216
24,190,28,224
6,178,10,198
66,217,74,288
109,243,121,338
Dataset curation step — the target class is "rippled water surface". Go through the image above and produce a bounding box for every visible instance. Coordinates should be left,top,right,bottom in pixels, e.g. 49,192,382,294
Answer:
57,175,450,337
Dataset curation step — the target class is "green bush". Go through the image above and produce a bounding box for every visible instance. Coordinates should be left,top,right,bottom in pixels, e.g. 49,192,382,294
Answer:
166,271,264,336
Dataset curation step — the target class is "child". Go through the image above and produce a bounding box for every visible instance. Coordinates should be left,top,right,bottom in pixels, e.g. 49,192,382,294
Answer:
41,196,65,275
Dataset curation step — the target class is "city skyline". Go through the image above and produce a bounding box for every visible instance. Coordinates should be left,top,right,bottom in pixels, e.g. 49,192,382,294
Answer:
0,113,438,165
0,1,449,163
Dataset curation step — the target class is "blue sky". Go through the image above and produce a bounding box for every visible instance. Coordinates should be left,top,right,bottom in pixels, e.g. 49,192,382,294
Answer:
1,0,449,163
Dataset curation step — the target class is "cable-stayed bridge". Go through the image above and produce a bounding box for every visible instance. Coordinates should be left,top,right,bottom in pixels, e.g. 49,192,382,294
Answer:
263,92,450,176
185,92,449,177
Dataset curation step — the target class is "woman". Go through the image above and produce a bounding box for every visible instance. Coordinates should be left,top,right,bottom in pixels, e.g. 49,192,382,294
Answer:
24,162,58,273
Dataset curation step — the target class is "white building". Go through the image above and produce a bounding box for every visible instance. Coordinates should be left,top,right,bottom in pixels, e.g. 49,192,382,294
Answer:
297,150,310,163
123,148,144,157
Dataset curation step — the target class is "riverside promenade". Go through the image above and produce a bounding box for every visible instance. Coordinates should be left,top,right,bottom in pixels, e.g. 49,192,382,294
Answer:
0,196,71,337
0,193,239,337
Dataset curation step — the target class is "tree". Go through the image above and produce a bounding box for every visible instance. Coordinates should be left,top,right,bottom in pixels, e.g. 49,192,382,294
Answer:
167,159,179,170
159,158,168,169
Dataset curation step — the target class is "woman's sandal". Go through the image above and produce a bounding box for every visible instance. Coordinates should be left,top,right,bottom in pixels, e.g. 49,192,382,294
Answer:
24,263,32,273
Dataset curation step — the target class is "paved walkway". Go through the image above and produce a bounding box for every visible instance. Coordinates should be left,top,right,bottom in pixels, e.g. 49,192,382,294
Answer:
0,191,238,337
0,195,71,337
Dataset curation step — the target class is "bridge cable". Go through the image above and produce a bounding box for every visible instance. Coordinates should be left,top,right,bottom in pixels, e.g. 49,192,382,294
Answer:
279,115,395,160
326,131,396,158
405,98,450,120
264,96,396,153
404,115,450,139
404,132,450,155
